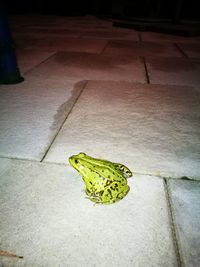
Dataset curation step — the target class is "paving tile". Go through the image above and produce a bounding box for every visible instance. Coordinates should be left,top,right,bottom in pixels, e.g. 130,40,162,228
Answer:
14,35,107,54
0,77,86,160
13,28,81,38
44,81,200,179
103,40,182,57
81,30,139,40
176,42,200,59
141,32,199,43
13,34,47,50
16,49,55,74
29,52,146,82
168,179,200,267
9,14,66,28
54,17,113,30
146,57,200,87
0,159,177,267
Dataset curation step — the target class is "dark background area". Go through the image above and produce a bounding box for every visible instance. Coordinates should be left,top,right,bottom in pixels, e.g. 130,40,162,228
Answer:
2,0,200,21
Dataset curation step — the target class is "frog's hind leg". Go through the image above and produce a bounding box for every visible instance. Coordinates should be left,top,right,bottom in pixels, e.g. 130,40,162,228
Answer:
113,163,132,178
117,185,130,200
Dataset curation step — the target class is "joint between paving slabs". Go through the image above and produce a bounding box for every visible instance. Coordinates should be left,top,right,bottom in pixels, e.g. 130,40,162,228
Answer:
173,43,189,59
40,81,88,162
100,41,109,55
142,56,150,84
163,178,184,267
24,52,57,75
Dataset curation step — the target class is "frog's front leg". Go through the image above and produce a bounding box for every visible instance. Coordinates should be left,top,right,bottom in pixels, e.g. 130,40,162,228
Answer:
85,188,103,203
113,163,132,178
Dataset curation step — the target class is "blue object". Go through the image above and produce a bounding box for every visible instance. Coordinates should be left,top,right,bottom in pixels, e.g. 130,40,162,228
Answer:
0,5,24,84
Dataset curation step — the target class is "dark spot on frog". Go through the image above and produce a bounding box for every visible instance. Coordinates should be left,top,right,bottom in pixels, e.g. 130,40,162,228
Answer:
107,189,113,198
99,190,104,196
105,180,112,187
110,186,116,191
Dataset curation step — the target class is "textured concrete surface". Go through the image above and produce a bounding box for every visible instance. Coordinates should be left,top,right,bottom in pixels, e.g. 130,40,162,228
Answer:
16,49,54,74
81,29,139,40
146,57,200,87
44,81,200,179
103,40,183,57
0,159,177,267
20,36,107,54
141,31,199,43
168,179,200,267
0,15,199,267
29,52,146,83
176,42,200,59
0,77,86,160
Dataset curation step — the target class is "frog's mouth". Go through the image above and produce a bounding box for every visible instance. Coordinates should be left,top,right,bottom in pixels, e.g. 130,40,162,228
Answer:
69,156,76,165
69,157,84,171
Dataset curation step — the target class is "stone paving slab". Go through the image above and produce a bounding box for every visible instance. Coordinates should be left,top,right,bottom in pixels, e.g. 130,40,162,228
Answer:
13,34,47,50
141,32,199,43
0,158,177,267
24,36,106,54
146,57,200,87
9,15,69,28
167,179,200,267
103,40,182,57
14,35,107,54
44,81,200,179
13,28,81,38
10,16,113,33
16,49,55,74
29,52,146,83
80,30,139,40
0,77,86,160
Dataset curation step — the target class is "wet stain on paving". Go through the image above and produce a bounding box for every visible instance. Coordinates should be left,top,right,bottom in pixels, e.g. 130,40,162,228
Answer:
51,80,87,131
105,40,181,57
54,51,139,70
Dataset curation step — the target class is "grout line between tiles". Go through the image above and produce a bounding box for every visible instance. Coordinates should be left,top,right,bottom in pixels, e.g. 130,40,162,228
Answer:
173,43,189,59
23,52,57,75
99,40,109,54
40,80,88,162
142,56,150,84
163,178,184,267
0,154,198,184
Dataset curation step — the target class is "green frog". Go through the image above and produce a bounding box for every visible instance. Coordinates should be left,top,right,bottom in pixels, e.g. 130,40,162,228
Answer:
69,152,132,204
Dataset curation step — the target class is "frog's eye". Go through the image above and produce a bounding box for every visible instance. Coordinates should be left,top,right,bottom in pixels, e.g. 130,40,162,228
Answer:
75,159,78,164
78,152,86,158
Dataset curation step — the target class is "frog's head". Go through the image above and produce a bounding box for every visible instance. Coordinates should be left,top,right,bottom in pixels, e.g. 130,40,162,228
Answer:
69,152,89,176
